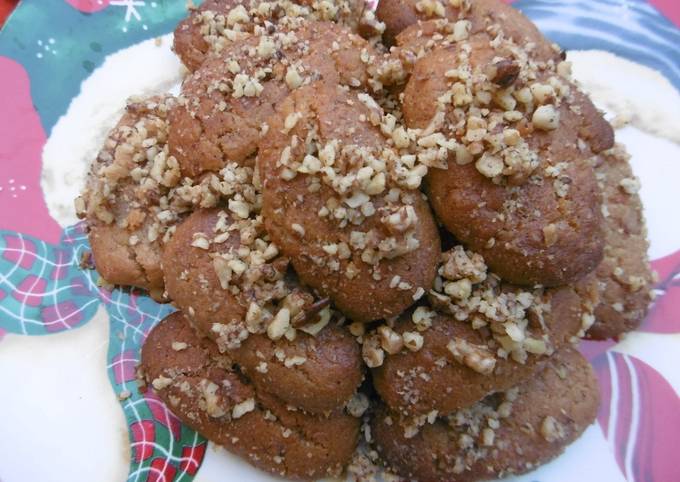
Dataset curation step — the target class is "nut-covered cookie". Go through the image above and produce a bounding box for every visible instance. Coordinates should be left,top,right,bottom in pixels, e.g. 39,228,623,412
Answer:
259,81,440,322
233,324,364,414
587,144,654,339
400,31,611,286
170,19,378,177
372,346,599,482
370,246,597,417
173,0,248,73
141,311,360,480
76,97,181,299
173,0,366,72
162,207,364,413
378,0,558,60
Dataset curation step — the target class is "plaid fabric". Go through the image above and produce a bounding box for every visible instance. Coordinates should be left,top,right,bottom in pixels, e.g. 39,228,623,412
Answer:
0,222,206,481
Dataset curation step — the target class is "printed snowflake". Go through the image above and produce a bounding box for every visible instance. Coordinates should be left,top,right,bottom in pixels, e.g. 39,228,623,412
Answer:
110,0,145,22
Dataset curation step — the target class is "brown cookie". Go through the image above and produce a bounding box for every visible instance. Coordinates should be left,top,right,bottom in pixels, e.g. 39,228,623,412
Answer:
371,265,596,417
587,145,653,339
379,0,558,60
401,33,611,286
77,96,181,300
173,0,248,73
162,207,364,413
141,311,360,480
173,0,366,72
233,324,364,414
259,81,440,322
162,208,253,345
169,20,377,177
372,346,599,482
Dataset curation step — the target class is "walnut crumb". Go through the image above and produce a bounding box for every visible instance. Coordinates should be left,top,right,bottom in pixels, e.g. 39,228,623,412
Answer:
171,341,188,351
541,415,566,442
232,398,256,419
447,338,496,375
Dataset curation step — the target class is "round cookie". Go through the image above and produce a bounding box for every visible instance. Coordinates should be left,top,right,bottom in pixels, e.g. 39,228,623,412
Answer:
161,208,258,346
141,311,360,480
233,325,364,414
378,0,558,61
371,346,600,482
401,33,611,286
173,0,249,73
170,19,378,177
162,207,364,413
77,96,181,299
259,81,441,323
371,247,597,417
587,145,653,339
173,0,366,72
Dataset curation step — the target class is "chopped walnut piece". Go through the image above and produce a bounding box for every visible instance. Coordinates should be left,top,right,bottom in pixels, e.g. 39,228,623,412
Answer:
447,338,496,375
152,375,173,390
412,306,436,331
232,398,256,419
199,379,226,418
378,325,404,355
347,392,370,418
619,177,641,194
403,331,424,351
543,223,558,247
491,59,520,87
171,341,188,351
541,415,566,442
363,335,385,368
267,308,290,340
532,105,560,130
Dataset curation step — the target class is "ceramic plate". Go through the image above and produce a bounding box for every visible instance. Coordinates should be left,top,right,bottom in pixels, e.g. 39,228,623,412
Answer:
0,1,678,481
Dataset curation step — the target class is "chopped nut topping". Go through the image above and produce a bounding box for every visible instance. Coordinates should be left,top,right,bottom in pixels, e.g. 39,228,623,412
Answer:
447,338,496,375
378,325,404,355
541,415,566,442
619,177,641,194
362,335,385,368
232,398,256,419
412,308,435,333
267,308,290,340
532,104,560,130
543,223,558,247
199,379,226,418
346,392,370,417
403,331,424,351
152,375,173,390
171,341,188,351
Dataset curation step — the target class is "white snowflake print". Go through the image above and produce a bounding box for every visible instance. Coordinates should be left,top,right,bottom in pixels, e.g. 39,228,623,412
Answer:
110,0,146,22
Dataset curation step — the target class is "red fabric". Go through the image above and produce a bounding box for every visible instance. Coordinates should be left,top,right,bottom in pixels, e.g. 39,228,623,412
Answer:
0,0,19,27
650,0,680,28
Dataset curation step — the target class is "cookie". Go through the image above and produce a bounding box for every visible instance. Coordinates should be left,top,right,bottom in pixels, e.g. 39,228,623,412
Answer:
162,207,364,413
77,96,181,299
370,246,597,417
169,19,378,177
587,145,654,339
141,311,360,480
259,81,440,322
401,32,611,286
378,0,558,61
233,324,365,414
161,207,259,346
173,0,366,72
371,346,599,482
173,0,248,73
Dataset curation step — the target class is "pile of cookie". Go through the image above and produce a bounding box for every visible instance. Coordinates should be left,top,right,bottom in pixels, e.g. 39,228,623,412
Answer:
76,0,654,480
